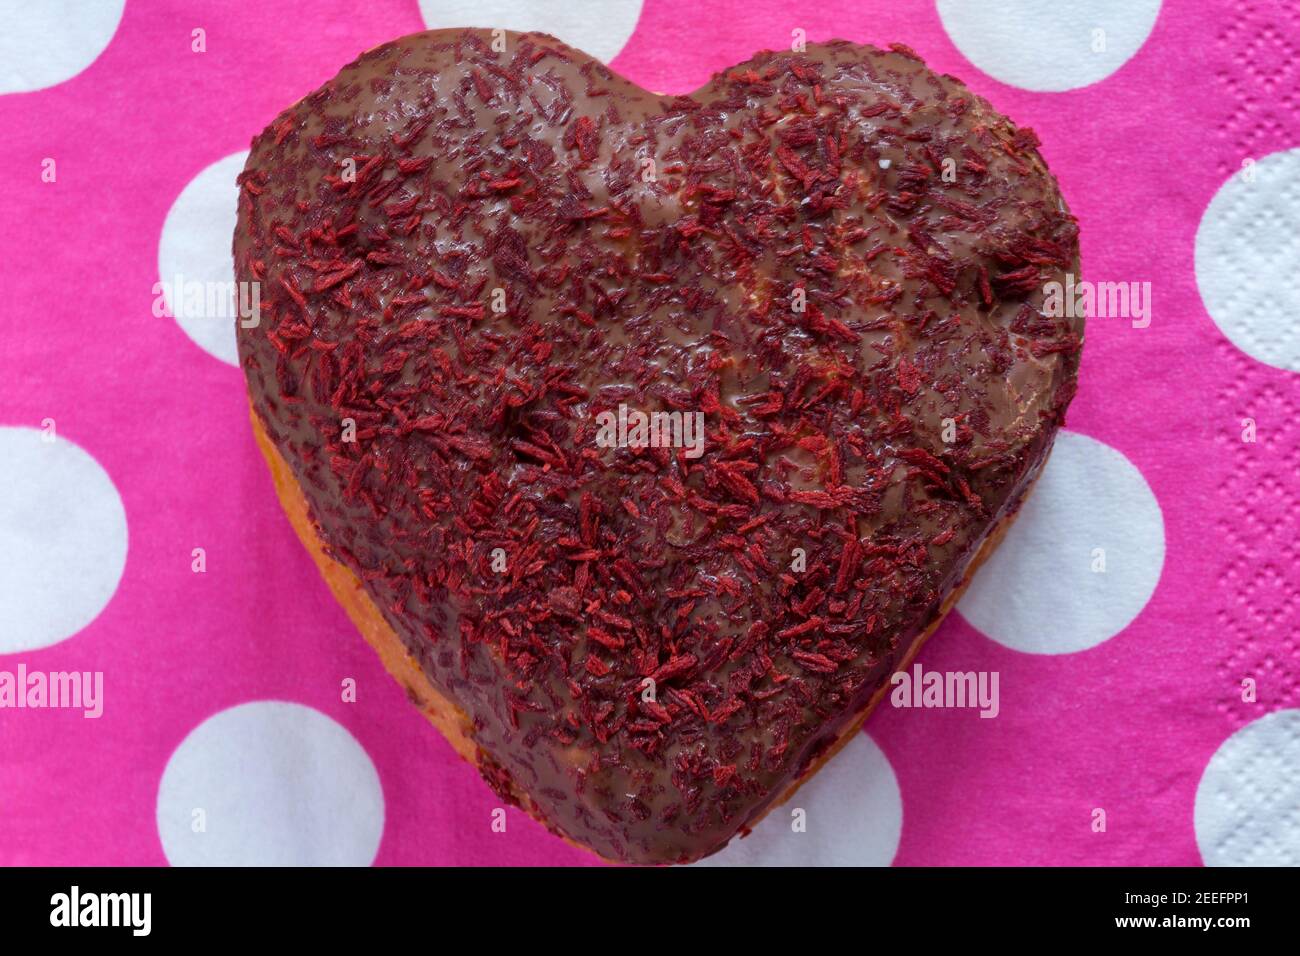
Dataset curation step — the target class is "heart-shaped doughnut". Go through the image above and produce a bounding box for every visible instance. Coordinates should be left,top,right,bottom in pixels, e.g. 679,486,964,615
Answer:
234,28,1081,864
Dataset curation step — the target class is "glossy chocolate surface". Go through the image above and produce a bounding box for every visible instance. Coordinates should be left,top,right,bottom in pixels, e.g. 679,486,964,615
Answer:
234,29,1081,863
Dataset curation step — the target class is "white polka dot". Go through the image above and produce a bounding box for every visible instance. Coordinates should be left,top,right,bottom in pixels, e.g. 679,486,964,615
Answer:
1195,148,1300,374
158,702,384,866
157,152,248,366
936,0,1161,92
0,426,127,653
1196,709,1300,866
0,0,125,94
958,430,1164,654
418,1,645,64
695,733,901,866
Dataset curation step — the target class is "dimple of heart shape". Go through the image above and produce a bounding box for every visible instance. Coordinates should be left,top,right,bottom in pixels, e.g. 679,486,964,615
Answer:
233,28,1082,865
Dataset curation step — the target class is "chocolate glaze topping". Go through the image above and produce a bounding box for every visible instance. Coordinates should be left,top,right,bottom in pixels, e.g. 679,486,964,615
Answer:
234,29,1082,864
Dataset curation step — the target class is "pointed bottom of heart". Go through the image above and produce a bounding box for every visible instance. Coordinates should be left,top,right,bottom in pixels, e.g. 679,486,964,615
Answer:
251,406,1039,864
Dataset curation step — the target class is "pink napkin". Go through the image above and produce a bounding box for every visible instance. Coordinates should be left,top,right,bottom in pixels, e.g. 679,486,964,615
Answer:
1,0,1296,866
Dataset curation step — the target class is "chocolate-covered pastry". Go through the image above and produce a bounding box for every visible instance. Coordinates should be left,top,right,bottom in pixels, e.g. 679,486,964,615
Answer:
234,28,1081,864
